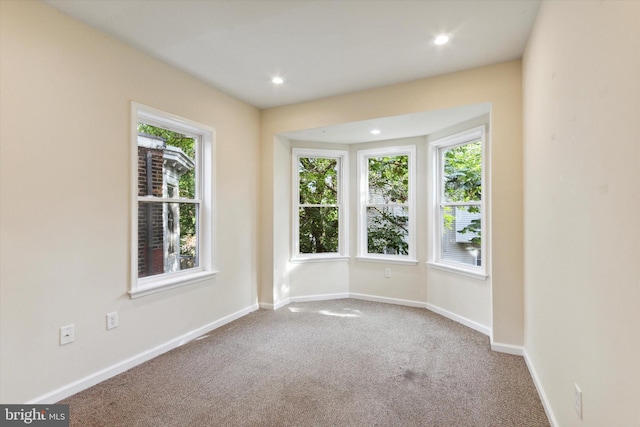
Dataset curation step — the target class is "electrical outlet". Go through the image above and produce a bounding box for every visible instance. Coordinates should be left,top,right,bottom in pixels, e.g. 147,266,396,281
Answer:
106,312,119,330
574,384,582,419
60,324,74,345
384,268,392,278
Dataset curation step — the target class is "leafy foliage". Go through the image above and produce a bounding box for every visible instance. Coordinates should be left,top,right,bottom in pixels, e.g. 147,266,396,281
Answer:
443,141,481,202
367,206,409,255
458,217,482,244
368,156,408,204
298,157,339,253
443,141,482,244
366,155,409,255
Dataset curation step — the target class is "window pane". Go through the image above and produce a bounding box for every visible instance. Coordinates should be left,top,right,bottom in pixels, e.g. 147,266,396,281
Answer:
366,206,409,255
299,207,339,254
137,124,196,199
442,141,481,202
441,205,481,266
178,203,198,270
138,202,198,278
298,157,338,205
368,155,408,204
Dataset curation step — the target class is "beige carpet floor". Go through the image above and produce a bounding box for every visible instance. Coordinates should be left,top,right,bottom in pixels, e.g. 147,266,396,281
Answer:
61,299,550,426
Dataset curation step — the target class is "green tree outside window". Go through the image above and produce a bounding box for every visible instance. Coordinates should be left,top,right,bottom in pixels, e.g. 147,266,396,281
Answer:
367,155,409,255
443,141,482,245
298,157,339,254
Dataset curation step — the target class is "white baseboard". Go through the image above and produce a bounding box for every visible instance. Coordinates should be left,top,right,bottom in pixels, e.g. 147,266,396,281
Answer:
273,298,291,310
28,303,259,404
523,349,558,427
291,293,350,303
257,299,293,310
263,293,425,310
490,340,524,355
425,302,492,336
259,300,290,310
260,293,350,310
350,293,427,308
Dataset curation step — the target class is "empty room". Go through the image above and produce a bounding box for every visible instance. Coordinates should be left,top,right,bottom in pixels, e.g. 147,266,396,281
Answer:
0,1,638,426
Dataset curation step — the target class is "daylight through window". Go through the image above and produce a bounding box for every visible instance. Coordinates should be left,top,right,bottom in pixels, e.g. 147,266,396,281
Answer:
358,146,416,263
132,103,215,297
137,126,198,277
292,148,348,259
432,126,485,275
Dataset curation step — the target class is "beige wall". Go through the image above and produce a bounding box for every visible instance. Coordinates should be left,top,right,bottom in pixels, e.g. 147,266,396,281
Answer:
261,61,523,345
0,1,260,403
523,1,640,425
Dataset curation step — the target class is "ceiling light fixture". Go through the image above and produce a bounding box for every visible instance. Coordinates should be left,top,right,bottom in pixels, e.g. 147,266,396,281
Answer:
370,129,381,135
433,34,449,45
271,76,285,85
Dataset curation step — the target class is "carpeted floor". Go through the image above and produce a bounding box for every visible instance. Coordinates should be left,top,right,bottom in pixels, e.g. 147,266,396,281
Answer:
61,299,550,426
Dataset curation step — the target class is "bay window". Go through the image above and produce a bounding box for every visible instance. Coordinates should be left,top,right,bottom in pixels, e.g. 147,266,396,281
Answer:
431,126,486,277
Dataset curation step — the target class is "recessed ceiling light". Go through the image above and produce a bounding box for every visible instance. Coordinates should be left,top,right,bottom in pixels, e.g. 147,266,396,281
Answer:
272,76,285,85
433,34,449,45
370,129,381,135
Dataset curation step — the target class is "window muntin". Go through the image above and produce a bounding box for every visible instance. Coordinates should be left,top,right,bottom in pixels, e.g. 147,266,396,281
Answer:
292,149,348,260
132,103,215,297
432,127,485,275
358,146,416,262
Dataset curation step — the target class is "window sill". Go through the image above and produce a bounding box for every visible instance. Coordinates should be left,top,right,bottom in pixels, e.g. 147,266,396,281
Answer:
129,270,218,299
290,255,350,263
427,262,488,280
356,256,418,266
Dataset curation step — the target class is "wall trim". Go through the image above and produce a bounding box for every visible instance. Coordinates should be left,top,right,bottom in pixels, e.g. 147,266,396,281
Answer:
523,349,559,427
425,302,491,336
350,292,427,308
273,298,291,310
490,340,524,356
28,303,259,404
291,293,351,303
261,293,350,310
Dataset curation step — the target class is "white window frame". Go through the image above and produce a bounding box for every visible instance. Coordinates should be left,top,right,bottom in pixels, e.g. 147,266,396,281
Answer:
130,102,216,298
357,145,417,264
291,148,349,262
429,126,487,279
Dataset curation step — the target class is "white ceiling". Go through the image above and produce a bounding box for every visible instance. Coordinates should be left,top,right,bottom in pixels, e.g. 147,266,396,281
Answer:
43,0,541,110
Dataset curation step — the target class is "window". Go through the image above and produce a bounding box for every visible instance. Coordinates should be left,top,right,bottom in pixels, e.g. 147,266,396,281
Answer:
430,126,486,277
292,148,348,260
357,146,416,263
131,103,216,297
